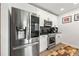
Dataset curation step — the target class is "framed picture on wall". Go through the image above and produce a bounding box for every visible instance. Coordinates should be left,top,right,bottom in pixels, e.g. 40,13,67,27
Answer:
62,16,72,24
74,13,79,21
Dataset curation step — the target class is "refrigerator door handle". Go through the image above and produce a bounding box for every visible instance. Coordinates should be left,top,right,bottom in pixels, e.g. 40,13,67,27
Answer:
13,42,39,50
13,44,29,50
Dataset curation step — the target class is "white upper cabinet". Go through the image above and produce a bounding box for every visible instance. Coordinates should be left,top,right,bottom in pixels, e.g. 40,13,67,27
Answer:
37,9,50,26
39,15,44,26
47,14,58,27
37,8,58,27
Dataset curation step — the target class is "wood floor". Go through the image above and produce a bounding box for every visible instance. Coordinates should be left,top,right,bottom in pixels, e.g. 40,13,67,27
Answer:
40,43,79,56
40,48,56,56
40,43,65,56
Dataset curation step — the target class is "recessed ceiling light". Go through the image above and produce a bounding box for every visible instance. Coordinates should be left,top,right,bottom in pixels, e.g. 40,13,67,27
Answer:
60,8,64,11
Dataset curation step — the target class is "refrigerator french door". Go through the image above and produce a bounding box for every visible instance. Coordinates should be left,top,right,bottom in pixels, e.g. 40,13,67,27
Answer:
10,7,30,56
10,7,39,56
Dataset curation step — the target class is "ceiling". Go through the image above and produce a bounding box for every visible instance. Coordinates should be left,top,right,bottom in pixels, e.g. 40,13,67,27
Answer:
30,3,79,16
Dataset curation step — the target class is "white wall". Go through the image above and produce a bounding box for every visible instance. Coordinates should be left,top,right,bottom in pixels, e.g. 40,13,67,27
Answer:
58,8,79,48
1,3,57,56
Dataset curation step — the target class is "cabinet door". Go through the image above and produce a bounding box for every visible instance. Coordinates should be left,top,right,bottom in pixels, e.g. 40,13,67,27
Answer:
48,14,58,27
56,34,62,44
40,16,44,26
40,35,47,52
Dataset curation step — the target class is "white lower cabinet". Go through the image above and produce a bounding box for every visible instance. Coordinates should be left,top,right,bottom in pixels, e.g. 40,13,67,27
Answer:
39,35,48,52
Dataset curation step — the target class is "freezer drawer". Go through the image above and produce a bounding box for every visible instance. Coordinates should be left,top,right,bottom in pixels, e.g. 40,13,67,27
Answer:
12,46,30,56
32,43,39,56
11,42,39,56
12,48,27,56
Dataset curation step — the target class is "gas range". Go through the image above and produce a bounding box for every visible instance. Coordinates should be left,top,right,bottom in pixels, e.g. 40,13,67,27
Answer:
47,33,56,49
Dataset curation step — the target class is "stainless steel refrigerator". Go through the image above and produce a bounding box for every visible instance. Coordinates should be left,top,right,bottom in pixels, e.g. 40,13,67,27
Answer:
10,7,39,56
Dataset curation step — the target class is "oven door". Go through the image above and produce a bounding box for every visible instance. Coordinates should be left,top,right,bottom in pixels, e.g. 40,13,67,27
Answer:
47,34,56,49
49,37,55,44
